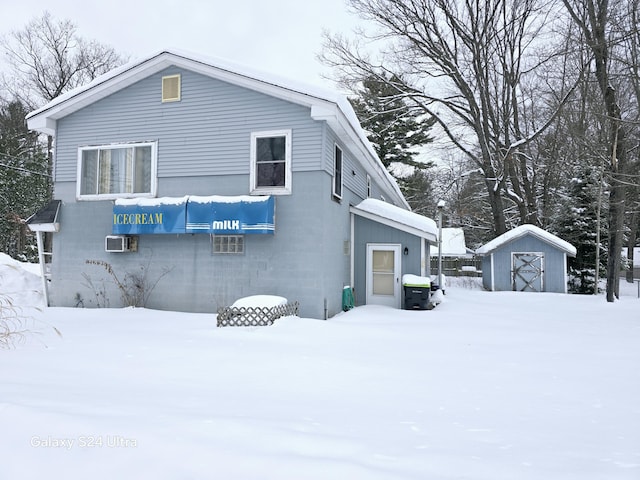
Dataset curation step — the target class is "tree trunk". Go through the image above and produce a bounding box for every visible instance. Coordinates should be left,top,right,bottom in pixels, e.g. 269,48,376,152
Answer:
626,211,638,283
485,177,507,235
562,0,628,302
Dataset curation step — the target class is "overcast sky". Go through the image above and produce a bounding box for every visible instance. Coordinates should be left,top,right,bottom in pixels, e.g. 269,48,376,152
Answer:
0,0,361,90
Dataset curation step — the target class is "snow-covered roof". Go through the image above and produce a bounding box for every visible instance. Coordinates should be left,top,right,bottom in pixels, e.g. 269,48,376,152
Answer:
350,198,438,242
26,49,407,209
441,228,468,256
476,224,577,256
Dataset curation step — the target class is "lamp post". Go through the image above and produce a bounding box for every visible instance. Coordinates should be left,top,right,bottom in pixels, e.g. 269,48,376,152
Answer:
437,200,445,290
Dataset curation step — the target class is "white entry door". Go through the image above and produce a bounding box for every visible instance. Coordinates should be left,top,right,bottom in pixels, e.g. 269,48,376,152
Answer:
366,244,401,308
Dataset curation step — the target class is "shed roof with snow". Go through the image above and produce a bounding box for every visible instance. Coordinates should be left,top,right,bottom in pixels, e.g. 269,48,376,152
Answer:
437,227,470,257
476,224,576,257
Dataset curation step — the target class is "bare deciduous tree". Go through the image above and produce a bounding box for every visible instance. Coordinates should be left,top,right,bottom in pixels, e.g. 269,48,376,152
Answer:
562,0,636,301
1,11,127,109
321,0,578,236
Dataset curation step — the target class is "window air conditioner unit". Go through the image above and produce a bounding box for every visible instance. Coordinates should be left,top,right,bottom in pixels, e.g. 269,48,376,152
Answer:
105,235,131,253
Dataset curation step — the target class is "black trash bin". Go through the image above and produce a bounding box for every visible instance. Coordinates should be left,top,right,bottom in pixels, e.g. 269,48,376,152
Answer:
402,274,431,310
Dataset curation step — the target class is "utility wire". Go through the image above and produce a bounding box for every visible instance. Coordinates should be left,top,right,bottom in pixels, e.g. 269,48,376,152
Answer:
0,162,51,177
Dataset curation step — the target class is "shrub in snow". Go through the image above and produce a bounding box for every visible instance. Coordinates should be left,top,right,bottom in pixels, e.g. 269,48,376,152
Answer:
567,268,601,294
0,294,26,348
82,259,173,308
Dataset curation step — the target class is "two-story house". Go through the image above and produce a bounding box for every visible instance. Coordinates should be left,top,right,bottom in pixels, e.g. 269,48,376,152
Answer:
26,50,437,319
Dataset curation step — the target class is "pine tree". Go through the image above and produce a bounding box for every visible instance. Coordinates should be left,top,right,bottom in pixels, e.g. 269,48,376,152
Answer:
349,74,436,209
554,166,607,294
0,100,50,261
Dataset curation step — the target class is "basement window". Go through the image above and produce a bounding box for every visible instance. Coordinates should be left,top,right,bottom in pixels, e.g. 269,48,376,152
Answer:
213,235,244,254
162,74,181,102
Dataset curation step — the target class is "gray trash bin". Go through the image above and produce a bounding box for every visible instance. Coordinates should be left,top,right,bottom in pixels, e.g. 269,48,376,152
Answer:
402,274,431,310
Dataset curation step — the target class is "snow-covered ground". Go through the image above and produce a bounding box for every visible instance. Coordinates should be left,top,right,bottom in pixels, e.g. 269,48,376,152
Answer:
1,253,639,480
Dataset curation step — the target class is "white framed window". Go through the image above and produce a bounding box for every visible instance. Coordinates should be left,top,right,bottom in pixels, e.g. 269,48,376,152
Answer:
77,142,157,200
333,144,343,199
366,174,372,198
250,129,292,195
213,235,244,254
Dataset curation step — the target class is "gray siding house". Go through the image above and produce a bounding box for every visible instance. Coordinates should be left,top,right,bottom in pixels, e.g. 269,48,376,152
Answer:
26,50,437,319
476,225,577,293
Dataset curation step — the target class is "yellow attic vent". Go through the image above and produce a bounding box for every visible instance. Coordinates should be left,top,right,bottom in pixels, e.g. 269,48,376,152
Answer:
162,74,181,102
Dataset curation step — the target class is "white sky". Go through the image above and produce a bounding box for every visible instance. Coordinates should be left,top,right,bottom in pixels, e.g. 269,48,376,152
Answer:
0,0,360,90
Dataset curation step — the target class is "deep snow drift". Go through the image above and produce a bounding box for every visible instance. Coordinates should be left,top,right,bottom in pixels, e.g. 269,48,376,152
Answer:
1,254,639,480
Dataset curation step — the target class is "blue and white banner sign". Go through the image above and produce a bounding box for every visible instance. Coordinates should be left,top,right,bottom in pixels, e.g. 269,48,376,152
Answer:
113,197,188,234
186,195,275,234
112,195,275,235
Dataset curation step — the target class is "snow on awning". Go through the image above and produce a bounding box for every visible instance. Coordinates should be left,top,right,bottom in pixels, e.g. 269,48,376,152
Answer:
26,200,61,232
114,196,188,234
475,224,577,256
113,195,275,235
186,195,275,234
350,198,437,242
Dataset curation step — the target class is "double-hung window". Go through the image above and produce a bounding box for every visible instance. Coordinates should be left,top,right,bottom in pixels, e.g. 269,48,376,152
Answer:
333,144,343,199
77,142,157,200
250,130,292,195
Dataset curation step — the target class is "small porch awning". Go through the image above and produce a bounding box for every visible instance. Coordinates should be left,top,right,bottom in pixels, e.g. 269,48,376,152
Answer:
26,200,61,232
350,198,438,242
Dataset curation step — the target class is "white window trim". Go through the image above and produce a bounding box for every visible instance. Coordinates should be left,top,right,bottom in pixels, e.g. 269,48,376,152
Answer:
76,141,158,201
249,129,292,195
333,144,343,200
366,174,372,198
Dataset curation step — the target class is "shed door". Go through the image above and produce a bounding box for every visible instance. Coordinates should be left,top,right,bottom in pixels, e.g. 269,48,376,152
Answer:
512,252,544,292
366,244,401,308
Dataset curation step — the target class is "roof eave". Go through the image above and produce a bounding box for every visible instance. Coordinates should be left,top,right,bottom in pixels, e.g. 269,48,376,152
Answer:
312,105,408,209
476,231,577,257
350,205,437,242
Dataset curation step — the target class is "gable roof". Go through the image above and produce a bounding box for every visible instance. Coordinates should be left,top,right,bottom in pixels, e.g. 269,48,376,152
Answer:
475,224,577,256
441,228,468,256
350,198,438,242
26,49,407,209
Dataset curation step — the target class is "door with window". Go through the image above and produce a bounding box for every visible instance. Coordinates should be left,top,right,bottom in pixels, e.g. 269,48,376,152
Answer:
512,252,544,292
366,244,401,308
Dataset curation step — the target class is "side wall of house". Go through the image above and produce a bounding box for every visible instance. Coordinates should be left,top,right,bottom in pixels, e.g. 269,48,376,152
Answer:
47,66,393,318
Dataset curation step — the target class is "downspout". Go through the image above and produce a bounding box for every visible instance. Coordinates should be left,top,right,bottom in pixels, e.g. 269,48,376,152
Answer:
421,238,426,277
350,212,355,291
